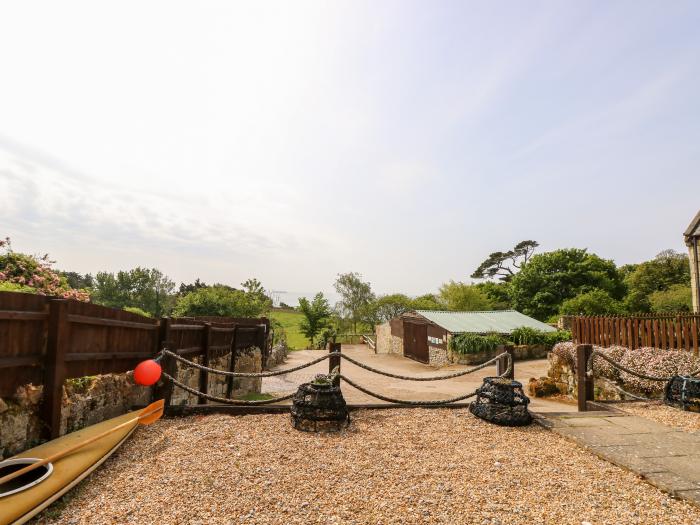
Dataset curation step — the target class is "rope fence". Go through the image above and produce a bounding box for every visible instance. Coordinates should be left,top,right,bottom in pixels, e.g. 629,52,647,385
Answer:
578,345,700,407
157,347,514,407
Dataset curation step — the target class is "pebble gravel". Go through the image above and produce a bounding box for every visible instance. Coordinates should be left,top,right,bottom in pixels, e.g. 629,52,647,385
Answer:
617,401,700,434
34,409,700,525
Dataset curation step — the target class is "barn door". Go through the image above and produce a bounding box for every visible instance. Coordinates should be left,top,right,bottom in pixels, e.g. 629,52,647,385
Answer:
403,321,429,364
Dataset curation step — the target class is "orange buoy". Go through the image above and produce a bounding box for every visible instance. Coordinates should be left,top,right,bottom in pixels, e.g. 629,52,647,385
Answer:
133,359,162,386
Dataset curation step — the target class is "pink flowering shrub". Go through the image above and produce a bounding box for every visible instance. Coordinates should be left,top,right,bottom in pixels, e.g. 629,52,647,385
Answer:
618,348,700,395
551,342,700,396
0,237,90,301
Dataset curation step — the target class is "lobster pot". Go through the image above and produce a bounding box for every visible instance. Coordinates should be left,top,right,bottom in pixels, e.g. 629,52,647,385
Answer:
469,377,532,426
665,376,700,412
291,381,350,432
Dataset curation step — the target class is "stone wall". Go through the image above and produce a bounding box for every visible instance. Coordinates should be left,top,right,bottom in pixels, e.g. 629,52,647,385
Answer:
448,344,550,366
169,347,263,405
231,347,262,396
375,322,403,355
546,352,626,401
1,346,263,458
0,374,151,459
265,342,289,369
428,346,449,367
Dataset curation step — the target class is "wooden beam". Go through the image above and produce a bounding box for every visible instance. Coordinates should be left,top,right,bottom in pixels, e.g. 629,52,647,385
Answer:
0,310,48,321
43,300,70,439
0,355,43,368
67,314,157,330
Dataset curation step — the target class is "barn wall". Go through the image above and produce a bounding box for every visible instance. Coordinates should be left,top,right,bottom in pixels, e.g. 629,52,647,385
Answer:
376,319,404,355
427,324,449,367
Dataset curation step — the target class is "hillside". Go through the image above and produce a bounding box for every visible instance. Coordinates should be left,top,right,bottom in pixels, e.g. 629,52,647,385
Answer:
269,308,308,350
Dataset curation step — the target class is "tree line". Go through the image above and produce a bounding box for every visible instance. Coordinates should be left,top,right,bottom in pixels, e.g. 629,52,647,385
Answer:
1,235,693,348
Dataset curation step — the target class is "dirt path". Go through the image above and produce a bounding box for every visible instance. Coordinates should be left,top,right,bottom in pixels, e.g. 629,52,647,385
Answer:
263,345,573,413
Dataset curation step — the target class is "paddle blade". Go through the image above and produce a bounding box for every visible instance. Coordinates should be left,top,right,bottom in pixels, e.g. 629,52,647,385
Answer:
138,399,165,425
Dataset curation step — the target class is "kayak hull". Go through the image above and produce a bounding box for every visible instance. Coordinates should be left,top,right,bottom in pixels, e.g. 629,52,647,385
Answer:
0,410,140,525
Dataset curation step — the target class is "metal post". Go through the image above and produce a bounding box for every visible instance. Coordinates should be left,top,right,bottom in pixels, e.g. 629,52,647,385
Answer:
576,344,593,411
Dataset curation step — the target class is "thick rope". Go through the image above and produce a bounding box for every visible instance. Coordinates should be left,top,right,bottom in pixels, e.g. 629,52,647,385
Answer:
161,349,512,381
339,374,478,405
596,377,652,401
160,350,512,406
161,349,331,377
586,350,700,382
161,371,295,405
338,352,512,381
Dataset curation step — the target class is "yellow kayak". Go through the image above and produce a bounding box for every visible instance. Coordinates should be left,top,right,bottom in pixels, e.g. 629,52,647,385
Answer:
0,409,144,525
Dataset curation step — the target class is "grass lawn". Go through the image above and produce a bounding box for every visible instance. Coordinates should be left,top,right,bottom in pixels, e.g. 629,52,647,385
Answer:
269,309,309,350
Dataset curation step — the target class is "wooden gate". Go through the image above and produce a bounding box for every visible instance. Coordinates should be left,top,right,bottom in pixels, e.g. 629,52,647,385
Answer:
403,321,428,363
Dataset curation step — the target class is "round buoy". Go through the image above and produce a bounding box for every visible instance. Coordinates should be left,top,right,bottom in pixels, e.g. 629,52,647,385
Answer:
133,359,162,386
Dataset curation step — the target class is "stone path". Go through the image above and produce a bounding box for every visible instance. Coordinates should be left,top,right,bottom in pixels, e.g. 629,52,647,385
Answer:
537,410,700,507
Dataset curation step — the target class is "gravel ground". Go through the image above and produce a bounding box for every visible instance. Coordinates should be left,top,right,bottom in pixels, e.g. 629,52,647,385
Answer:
34,409,700,525
617,401,700,434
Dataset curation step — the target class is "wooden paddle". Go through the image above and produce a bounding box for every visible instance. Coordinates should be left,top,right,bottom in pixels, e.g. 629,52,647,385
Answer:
0,399,164,488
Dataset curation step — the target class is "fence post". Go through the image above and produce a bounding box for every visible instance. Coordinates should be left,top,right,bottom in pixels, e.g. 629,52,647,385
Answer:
153,317,174,408
226,326,238,398
329,342,341,385
198,323,212,405
576,344,593,411
496,345,515,379
43,299,69,439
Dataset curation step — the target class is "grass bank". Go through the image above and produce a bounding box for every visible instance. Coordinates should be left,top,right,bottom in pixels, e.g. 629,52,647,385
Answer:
269,309,308,350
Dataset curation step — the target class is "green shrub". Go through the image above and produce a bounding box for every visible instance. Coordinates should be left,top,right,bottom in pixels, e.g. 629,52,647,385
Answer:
508,326,570,346
449,332,507,354
543,330,572,346
123,306,152,317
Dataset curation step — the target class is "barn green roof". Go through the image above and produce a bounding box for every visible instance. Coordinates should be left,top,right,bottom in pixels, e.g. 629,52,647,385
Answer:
413,310,556,334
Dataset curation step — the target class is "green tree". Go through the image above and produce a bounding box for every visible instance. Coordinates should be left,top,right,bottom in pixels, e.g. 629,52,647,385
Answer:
439,281,492,311
173,285,268,318
334,272,375,333
370,293,415,323
559,289,624,316
298,292,332,347
178,278,207,296
474,281,512,310
410,293,443,311
92,267,175,316
60,271,94,290
241,278,272,313
471,240,539,281
510,248,624,321
624,250,690,313
649,284,693,313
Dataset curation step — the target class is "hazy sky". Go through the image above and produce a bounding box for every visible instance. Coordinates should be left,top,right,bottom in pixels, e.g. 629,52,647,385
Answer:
1,1,699,299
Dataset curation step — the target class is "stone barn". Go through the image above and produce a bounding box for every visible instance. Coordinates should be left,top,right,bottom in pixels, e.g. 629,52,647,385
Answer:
375,310,555,366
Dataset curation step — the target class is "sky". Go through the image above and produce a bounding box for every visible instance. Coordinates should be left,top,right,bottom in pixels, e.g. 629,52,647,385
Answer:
1,1,699,303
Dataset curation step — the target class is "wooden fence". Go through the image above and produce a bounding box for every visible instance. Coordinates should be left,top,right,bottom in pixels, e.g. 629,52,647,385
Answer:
0,291,270,437
570,314,700,355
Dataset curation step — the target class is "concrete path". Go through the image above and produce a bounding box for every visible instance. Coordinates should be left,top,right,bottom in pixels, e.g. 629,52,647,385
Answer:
263,344,574,413
537,410,700,507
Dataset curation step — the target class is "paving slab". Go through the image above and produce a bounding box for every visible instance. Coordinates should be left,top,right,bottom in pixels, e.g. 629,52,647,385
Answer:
538,410,700,508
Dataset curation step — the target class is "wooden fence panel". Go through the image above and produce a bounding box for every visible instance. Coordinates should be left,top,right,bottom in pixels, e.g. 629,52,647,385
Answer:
0,293,49,397
570,313,700,354
64,300,159,379
0,291,271,437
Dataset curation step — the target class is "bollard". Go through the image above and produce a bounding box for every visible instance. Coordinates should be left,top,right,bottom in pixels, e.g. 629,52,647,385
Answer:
328,342,341,384
496,345,515,380
576,344,594,411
